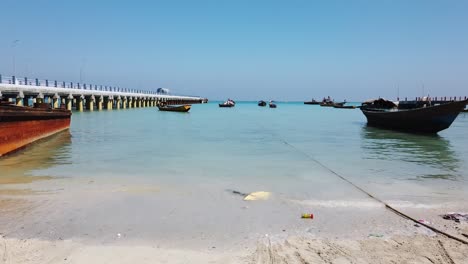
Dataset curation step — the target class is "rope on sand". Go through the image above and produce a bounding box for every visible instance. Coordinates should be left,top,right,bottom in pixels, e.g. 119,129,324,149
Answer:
277,137,468,245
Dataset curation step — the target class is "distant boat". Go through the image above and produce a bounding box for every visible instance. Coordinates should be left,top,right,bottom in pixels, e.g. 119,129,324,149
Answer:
158,105,191,112
304,99,320,105
258,100,267,107
321,101,344,107
319,97,345,107
334,104,358,109
219,99,235,108
269,101,277,108
361,98,468,133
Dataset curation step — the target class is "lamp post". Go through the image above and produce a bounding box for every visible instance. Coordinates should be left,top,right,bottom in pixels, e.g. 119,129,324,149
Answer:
12,40,20,79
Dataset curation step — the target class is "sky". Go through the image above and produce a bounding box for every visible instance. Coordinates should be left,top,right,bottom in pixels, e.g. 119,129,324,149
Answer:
0,0,467,101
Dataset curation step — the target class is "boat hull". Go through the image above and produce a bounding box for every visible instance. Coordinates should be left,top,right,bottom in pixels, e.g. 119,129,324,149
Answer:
158,105,191,112
304,101,320,105
0,104,71,156
219,104,234,107
361,100,467,133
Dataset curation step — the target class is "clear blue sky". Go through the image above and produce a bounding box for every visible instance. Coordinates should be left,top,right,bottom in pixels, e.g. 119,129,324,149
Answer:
1,0,467,101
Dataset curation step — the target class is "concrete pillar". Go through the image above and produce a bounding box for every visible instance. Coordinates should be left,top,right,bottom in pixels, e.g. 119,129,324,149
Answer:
52,94,60,109
86,95,95,111
138,98,142,108
97,96,103,110
76,96,84,112
23,97,29,107
16,92,24,106
36,93,44,104
116,96,121,109
66,94,73,111
107,97,113,110
123,97,127,109
133,98,138,108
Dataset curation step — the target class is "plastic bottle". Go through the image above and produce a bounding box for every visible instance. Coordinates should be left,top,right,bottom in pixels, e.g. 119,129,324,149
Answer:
301,213,314,219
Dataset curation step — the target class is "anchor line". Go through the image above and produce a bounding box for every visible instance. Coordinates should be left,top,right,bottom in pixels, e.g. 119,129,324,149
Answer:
265,128,468,245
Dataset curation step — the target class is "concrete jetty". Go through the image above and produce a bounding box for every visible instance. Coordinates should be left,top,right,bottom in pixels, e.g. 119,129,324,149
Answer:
0,74,206,111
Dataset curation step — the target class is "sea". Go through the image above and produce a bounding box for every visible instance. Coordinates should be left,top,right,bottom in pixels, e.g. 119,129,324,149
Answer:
1,101,467,248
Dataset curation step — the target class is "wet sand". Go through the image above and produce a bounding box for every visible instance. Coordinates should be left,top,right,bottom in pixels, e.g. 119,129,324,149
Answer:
1,176,468,263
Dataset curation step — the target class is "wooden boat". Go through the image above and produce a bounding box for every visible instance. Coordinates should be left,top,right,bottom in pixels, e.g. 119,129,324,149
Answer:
321,102,345,107
219,99,235,108
158,104,191,112
361,98,468,133
269,101,277,108
334,104,358,109
258,100,267,107
0,102,72,156
304,99,320,105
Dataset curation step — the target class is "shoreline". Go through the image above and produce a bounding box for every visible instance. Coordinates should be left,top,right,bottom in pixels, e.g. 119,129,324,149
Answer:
1,233,467,263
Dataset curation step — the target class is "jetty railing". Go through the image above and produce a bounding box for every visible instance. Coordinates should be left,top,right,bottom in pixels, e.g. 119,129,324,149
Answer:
0,74,200,97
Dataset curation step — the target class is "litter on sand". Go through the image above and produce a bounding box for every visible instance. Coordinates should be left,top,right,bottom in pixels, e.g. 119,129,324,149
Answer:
301,213,314,219
442,212,468,223
243,191,271,201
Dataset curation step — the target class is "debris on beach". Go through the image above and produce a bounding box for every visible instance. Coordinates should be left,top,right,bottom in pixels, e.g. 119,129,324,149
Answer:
368,233,383,238
441,212,468,223
226,189,272,201
301,213,314,219
243,191,271,201
227,189,248,197
418,219,432,225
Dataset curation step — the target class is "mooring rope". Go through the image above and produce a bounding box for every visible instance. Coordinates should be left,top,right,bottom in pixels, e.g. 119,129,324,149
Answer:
272,132,468,245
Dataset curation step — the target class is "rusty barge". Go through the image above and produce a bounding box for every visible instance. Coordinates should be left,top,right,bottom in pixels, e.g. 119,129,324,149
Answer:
0,101,71,156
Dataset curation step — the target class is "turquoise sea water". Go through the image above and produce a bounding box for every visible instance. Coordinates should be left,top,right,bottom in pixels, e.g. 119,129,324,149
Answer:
6,101,468,204
1,101,468,245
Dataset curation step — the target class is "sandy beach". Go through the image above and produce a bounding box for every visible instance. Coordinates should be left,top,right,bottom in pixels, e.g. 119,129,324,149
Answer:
1,229,468,263
1,174,468,264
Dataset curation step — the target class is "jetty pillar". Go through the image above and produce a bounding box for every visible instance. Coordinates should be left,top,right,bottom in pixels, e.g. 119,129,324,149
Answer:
53,94,60,108
66,95,73,111
16,92,24,106
23,97,29,107
76,96,84,112
36,93,44,104
123,97,127,109
86,95,95,111
128,97,133,109
97,96,103,110
116,96,121,109
133,97,138,108
107,96,113,110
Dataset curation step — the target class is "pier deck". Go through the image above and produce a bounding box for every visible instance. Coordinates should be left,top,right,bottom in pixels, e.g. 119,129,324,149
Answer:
0,75,206,110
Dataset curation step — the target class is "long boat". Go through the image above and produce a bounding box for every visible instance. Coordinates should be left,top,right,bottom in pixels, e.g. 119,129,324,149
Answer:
0,102,72,156
334,104,358,109
158,104,191,112
361,98,468,133
219,99,235,108
304,100,320,105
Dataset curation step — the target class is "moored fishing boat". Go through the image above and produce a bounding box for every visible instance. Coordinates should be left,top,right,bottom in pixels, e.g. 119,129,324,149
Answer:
0,101,72,156
158,104,191,112
304,99,320,105
219,99,235,108
334,104,358,109
269,100,277,108
258,100,266,107
360,98,468,133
